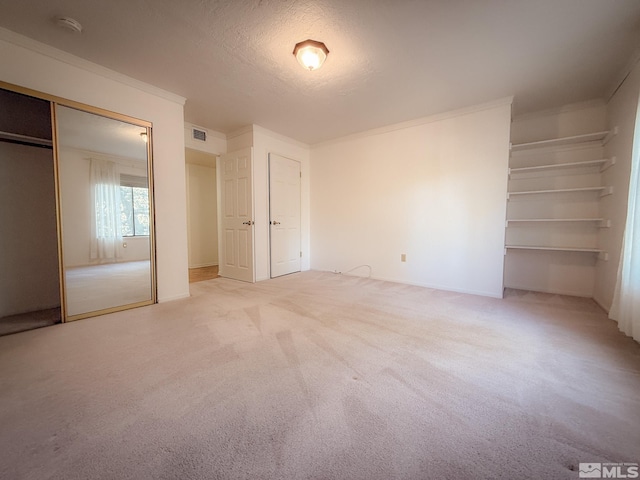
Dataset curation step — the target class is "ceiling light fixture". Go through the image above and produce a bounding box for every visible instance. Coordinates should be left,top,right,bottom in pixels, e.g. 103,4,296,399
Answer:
293,39,329,71
56,16,83,33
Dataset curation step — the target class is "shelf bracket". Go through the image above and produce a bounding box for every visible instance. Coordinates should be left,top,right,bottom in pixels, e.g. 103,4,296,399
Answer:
600,157,617,172
599,186,614,197
602,127,618,146
598,251,609,262
599,219,612,228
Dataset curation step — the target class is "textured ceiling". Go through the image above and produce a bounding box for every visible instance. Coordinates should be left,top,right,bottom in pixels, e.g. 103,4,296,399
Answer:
1,0,640,144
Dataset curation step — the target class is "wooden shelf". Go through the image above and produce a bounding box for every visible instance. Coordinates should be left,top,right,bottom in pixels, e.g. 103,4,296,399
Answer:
509,158,613,175
511,131,611,152
508,186,612,199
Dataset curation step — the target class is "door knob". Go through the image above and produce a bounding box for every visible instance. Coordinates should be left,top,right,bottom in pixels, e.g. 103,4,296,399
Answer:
242,221,254,225
271,221,281,225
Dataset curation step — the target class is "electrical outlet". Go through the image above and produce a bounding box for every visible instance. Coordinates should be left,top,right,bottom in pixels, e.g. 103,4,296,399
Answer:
401,253,406,262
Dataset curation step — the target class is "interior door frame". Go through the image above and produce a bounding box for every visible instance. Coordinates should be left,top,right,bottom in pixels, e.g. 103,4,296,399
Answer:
268,152,302,278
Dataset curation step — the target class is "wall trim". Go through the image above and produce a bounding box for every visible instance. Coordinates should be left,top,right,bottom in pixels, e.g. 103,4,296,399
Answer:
504,283,593,298
227,124,311,150
0,27,186,106
227,125,254,140
605,47,640,103
254,124,310,149
315,269,504,299
188,262,219,268
312,96,514,148
592,294,611,314
158,292,191,303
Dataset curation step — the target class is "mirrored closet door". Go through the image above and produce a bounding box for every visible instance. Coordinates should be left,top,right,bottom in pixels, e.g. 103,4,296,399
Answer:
55,105,156,320
0,81,157,333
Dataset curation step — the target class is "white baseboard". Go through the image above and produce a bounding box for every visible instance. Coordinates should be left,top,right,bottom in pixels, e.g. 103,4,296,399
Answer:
188,262,218,269
315,269,503,299
592,294,611,314
158,292,191,303
504,283,592,298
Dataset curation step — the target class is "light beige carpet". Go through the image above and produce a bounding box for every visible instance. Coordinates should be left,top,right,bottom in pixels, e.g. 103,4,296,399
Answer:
0,271,638,479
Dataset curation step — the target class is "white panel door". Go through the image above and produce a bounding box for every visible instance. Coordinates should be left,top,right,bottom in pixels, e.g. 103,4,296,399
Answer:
219,148,255,282
269,154,301,278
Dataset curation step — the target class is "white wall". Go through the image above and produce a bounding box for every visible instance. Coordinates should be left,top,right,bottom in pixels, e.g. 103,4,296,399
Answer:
0,30,190,303
310,99,512,297
510,101,607,144
186,160,218,268
0,143,60,316
595,61,640,310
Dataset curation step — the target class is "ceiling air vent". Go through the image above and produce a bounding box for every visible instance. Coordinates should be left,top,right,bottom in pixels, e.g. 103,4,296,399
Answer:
192,128,207,142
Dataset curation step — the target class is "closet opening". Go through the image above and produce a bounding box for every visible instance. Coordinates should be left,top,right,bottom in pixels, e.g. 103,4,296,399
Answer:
0,87,61,335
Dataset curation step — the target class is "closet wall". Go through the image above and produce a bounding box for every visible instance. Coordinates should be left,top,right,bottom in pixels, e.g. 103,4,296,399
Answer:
0,89,60,318
595,60,640,310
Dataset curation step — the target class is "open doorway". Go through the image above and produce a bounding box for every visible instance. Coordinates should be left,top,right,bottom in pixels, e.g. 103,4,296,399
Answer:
185,148,219,283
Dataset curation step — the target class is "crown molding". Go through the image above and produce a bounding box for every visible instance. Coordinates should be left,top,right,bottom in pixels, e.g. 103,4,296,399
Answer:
226,125,254,140
253,124,310,150
312,96,514,148
605,46,640,103
0,27,186,105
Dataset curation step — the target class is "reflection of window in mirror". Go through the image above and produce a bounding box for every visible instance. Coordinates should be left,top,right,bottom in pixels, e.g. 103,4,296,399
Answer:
119,174,149,237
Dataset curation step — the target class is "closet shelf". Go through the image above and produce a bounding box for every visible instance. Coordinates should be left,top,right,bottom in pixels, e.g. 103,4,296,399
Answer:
509,158,616,175
0,131,52,148
505,246,609,261
505,245,602,253
510,129,616,152
507,218,607,224
508,186,612,199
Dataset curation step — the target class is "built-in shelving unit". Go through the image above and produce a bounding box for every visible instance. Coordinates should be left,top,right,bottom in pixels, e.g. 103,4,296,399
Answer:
505,128,617,264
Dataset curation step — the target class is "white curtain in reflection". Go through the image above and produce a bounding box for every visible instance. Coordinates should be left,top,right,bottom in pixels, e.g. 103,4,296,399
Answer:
610,101,640,342
90,158,122,261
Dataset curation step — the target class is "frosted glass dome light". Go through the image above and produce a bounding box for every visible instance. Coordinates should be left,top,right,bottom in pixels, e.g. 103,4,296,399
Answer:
293,40,329,71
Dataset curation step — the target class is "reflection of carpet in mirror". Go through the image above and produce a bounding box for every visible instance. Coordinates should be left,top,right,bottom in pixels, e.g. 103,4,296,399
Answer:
65,261,152,316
